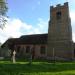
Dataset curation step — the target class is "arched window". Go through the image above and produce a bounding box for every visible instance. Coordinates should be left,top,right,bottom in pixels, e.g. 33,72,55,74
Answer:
56,11,61,19
17,46,20,53
40,46,46,54
26,46,30,53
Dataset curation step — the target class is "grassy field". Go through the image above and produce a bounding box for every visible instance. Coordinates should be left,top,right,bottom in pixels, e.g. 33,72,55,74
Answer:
0,60,75,75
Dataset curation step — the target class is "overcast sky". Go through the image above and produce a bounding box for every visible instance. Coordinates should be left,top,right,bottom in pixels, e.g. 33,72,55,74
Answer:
0,0,75,43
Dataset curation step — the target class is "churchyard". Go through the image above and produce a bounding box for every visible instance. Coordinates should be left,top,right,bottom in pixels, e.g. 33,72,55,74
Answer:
0,59,75,75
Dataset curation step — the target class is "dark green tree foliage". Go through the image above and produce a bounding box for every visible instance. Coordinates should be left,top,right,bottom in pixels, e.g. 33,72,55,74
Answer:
0,0,8,29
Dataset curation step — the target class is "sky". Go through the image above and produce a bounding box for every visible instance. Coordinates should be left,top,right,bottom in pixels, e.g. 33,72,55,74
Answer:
0,0,75,43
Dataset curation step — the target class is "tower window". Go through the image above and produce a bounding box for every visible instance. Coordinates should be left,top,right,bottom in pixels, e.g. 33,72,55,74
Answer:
56,11,61,19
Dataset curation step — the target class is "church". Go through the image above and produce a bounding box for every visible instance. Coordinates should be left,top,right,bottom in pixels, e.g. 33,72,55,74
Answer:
1,2,75,61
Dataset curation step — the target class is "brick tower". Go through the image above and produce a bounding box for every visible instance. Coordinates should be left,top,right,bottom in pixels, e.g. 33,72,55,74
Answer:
47,2,74,60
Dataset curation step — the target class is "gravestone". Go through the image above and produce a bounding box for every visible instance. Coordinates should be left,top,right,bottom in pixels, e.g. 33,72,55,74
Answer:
12,50,16,63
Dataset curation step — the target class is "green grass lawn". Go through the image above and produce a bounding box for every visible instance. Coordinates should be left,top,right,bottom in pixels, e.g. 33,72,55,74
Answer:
0,60,75,75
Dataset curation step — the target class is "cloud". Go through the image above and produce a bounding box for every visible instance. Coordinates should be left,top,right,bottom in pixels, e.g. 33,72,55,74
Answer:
20,18,48,35
70,11,75,42
0,18,33,43
37,18,48,32
0,18,48,43
37,1,41,5
72,33,75,42
69,0,75,6
70,11,75,26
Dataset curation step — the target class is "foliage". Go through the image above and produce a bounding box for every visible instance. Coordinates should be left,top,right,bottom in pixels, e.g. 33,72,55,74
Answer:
0,0,8,29
0,60,75,75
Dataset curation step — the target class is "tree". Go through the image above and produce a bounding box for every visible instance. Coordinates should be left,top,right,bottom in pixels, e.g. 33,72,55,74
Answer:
0,0,8,29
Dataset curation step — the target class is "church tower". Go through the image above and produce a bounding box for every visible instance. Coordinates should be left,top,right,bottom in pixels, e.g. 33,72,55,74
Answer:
47,2,74,60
